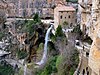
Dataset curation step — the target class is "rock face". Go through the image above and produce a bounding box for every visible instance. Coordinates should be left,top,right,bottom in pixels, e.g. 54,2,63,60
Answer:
78,0,100,74
89,0,100,74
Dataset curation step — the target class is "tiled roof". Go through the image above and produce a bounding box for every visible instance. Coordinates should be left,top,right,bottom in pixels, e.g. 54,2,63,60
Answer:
55,4,76,11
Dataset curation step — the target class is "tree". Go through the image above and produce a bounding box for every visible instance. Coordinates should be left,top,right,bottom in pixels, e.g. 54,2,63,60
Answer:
63,21,68,29
55,25,64,37
33,13,41,23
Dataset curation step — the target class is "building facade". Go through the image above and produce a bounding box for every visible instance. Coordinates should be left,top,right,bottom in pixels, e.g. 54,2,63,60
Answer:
54,4,76,29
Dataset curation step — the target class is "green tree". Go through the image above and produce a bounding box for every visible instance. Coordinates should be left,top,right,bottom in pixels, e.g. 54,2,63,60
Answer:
23,13,41,36
33,13,41,23
55,25,64,37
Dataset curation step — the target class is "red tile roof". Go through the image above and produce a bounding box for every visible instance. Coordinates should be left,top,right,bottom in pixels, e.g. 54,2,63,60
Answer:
55,4,76,12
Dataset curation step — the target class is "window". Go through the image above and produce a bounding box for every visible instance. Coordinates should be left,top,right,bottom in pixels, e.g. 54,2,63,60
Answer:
69,15,70,18
82,69,85,75
86,52,89,57
60,15,62,19
70,23,73,27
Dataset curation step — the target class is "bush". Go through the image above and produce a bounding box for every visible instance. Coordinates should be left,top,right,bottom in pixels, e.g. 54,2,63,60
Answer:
0,32,4,41
71,48,79,67
56,55,67,75
17,50,28,59
41,56,58,75
22,13,41,36
63,21,68,26
56,55,63,68
36,56,58,75
33,13,41,24
56,48,79,75
83,35,93,45
72,25,82,35
0,62,15,75
69,68,74,75
55,25,64,37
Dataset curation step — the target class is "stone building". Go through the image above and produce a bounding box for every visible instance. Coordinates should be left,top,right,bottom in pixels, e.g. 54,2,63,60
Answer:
42,7,54,19
41,0,66,19
54,3,76,29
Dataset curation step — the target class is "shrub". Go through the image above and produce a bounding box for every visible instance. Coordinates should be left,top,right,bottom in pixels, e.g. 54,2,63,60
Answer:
83,35,93,45
0,62,15,75
72,25,82,35
41,56,58,75
69,68,74,75
36,56,58,75
63,21,68,26
22,13,41,36
56,55,67,75
17,50,28,59
33,13,41,24
0,32,4,41
55,25,64,37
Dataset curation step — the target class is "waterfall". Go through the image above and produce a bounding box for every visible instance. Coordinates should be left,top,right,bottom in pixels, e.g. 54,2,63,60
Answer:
36,25,53,66
24,64,27,75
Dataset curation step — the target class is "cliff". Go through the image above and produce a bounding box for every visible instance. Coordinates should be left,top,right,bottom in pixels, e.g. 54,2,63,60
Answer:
78,0,100,74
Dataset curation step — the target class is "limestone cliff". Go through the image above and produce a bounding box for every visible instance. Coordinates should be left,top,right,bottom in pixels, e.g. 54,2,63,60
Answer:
79,0,100,74
89,0,100,74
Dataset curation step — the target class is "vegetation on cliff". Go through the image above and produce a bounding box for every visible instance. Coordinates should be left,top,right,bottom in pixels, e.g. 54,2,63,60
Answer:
0,32,4,41
0,61,15,75
35,24,79,75
17,49,28,59
0,12,79,75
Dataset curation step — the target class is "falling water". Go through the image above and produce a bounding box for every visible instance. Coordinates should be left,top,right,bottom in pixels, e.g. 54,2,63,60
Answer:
36,24,53,66
24,64,27,75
